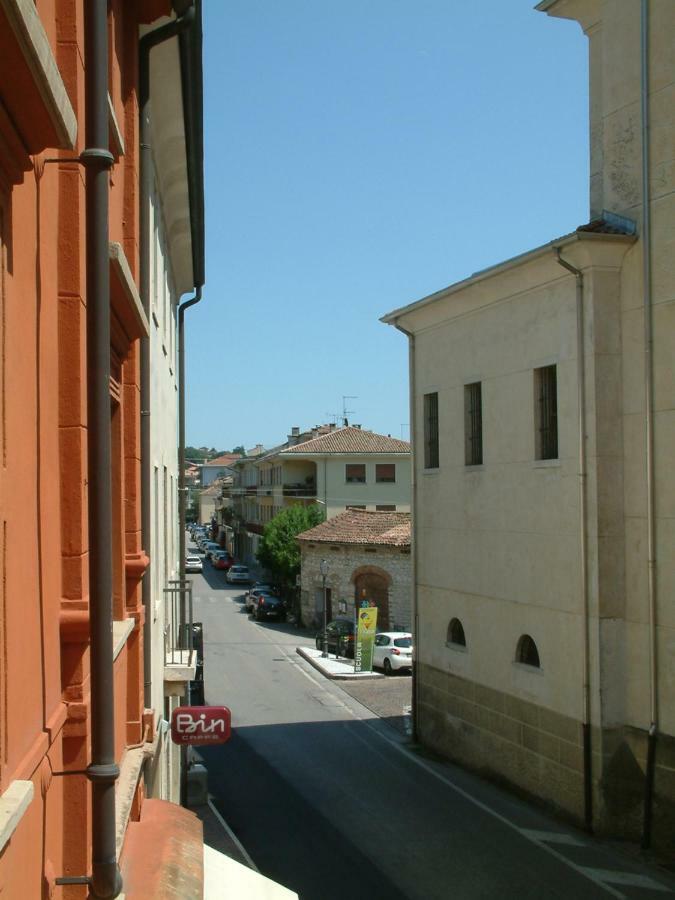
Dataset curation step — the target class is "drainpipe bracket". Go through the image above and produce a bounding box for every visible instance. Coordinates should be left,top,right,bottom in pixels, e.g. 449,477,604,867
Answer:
86,762,120,784
80,148,114,169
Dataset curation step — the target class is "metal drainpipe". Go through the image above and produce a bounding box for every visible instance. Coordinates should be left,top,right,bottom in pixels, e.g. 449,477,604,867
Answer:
554,248,593,832
139,5,196,709
83,0,122,895
393,322,418,742
640,0,658,851
178,289,203,586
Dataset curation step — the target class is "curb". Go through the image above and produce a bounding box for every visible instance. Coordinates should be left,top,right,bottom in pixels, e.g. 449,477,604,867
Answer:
296,646,385,680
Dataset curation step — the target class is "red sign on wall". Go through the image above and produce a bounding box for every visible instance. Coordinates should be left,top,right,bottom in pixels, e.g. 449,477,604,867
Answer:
170,706,232,745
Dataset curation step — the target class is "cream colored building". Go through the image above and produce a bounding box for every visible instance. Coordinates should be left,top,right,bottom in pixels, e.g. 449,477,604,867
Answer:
383,0,674,853
228,425,411,565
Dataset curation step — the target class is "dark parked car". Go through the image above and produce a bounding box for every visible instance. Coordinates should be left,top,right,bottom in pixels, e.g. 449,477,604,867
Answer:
253,593,286,622
315,618,356,658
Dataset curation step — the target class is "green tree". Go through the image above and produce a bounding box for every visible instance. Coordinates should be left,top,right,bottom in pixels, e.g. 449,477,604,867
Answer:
256,505,324,591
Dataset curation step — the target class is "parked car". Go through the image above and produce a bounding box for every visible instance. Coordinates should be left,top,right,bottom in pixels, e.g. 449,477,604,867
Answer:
252,593,286,622
226,565,251,584
245,587,275,614
315,618,356,658
212,550,234,570
203,541,221,560
373,632,413,675
185,555,203,574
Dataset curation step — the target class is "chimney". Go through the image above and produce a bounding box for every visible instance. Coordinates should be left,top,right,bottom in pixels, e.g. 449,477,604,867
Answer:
287,426,301,446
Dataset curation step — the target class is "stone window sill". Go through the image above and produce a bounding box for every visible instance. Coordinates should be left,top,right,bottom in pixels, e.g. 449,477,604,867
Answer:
0,780,34,852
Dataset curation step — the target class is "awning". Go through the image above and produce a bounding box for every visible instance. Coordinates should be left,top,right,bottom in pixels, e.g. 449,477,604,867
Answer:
204,845,298,900
120,799,203,899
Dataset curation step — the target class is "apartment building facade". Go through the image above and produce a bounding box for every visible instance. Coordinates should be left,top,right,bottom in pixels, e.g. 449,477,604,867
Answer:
383,0,674,853
227,425,411,564
0,1,205,897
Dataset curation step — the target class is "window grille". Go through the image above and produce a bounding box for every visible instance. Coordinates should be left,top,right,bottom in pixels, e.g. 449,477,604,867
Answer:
424,392,439,469
516,634,540,668
535,365,558,460
447,618,466,647
464,382,483,466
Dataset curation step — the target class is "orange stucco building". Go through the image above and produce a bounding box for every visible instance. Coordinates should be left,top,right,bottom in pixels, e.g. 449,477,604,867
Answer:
0,1,204,897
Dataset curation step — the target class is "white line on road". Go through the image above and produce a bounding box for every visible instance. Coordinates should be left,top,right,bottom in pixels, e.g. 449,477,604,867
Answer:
578,868,673,893
358,718,629,897
519,829,587,847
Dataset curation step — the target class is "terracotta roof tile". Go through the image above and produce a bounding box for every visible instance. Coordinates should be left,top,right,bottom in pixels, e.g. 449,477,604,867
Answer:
281,426,410,456
297,510,411,547
204,453,242,467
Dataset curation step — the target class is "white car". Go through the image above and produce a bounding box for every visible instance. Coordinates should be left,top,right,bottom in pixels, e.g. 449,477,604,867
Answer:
185,555,203,574
373,632,413,675
226,565,251,584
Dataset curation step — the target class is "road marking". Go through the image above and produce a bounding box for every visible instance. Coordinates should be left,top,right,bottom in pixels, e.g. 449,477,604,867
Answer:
359,721,627,898
520,829,586,847
207,795,259,873
578,869,673,893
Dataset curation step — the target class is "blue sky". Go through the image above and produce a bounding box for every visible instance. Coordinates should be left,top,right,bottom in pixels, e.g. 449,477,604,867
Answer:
186,0,589,450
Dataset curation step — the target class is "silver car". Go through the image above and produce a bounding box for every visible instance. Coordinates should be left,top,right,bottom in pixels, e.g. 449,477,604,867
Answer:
226,565,251,584
185,555,203,574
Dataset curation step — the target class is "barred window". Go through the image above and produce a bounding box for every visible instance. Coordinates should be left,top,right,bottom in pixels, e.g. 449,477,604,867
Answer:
464,382,483,466
447,618,466,647
516,634,540,668
424,392,439,469
535,365,558,460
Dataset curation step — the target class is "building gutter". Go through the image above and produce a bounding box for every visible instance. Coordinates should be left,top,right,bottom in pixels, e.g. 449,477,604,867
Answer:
178,288,203,585
380,230,631,326
390,322,419,742
640,0,658,851
138,2,197,708
553,249,593,833
81,1,122,895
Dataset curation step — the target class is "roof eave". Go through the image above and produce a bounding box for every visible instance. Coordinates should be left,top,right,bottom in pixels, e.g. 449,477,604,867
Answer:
381,230,635,326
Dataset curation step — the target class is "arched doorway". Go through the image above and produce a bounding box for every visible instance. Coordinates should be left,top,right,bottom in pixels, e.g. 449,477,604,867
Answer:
352,566,391,630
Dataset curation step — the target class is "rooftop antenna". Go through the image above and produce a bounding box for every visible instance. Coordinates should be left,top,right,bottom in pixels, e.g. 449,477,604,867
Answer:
342,396,357,427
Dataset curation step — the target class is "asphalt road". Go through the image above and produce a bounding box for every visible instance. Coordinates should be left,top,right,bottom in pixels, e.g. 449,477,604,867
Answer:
188,550,675,900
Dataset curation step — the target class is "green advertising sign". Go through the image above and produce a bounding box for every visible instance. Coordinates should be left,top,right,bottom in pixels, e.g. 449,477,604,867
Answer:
354,606,378,673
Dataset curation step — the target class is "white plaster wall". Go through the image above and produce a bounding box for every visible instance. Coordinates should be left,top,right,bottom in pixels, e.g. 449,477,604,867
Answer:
313,455,411,517
147,174,180,799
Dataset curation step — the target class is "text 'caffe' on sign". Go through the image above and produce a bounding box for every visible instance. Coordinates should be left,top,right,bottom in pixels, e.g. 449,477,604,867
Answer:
170,706,232,746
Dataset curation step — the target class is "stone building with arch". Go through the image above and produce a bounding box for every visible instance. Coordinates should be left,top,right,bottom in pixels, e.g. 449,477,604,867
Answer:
297,511,412,632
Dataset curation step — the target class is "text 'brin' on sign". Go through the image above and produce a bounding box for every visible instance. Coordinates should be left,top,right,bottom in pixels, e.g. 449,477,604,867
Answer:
170,706,232,745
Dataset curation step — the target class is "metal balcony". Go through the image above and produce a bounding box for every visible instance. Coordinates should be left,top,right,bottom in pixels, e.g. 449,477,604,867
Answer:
163,579,197,684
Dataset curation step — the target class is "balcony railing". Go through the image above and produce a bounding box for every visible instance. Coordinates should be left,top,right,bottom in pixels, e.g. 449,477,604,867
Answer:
283,482,316,497
164,579,194,669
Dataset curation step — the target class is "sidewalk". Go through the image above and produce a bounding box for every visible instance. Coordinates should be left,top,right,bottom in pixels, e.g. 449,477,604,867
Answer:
295,644,384,679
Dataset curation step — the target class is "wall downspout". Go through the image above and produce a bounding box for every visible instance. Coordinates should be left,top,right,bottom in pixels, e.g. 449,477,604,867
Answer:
83,0,122,895
640,0,658,851
139,4,196,709
394,322,418,742
554,249,593,833
178,289,202,584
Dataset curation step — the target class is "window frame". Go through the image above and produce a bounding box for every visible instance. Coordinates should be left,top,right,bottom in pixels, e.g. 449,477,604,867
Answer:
423,392,439,469
345,463,366,484
534,365,558,461
375,463,396,483
464,381,483,466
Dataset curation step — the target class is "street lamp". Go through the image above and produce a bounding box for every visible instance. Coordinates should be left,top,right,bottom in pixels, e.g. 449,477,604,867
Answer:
320,558,329,658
